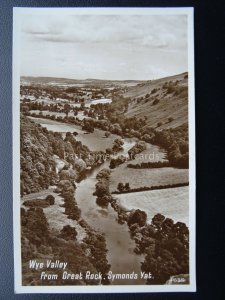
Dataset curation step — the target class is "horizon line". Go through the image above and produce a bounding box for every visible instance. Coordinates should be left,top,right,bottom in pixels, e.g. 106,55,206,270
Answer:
20,71,188,82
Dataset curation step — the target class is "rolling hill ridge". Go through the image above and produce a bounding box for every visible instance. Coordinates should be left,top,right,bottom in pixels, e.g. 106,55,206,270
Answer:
124,72,188,129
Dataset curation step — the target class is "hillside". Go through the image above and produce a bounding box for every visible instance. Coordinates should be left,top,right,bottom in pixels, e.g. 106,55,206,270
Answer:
20,116,94,195
123,72,188,129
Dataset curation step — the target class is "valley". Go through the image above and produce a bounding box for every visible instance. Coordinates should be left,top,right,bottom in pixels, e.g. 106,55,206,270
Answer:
20,72,189,286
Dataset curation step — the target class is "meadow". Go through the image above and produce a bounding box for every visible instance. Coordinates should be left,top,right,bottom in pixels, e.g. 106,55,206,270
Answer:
21,187,86,241
29,116,119,152
109,164,188,192
115,186,189,225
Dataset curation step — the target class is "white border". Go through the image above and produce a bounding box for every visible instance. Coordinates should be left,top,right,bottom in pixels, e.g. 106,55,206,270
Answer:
13,7,195,293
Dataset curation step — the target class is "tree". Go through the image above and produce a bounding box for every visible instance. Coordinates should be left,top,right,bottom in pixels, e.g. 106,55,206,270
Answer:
96,195,111,207
112,138,124,152
45,195,55,205
82,122,94,133
64,103,71,117
124,182,130,191
95,181,109,197
96,168,111,180
105,131,110,138
109,159,116,169
152,213,165,230
111,123,122,135
80,102,85,110
60,225,77,240
117,182,124,192
106,148,113,155
128,209,147,227
142,134,151,143
141,214,189,284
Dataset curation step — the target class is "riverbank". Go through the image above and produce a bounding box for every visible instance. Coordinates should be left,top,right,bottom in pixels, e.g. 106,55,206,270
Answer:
108,186,189,284
28,116,119,152
22,115,189,285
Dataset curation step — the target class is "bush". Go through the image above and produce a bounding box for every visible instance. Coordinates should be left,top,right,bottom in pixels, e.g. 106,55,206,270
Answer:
105,131,110,138
151,88,157,94
152,98,160,105
166,85,176,94
45,195,55,205
168,117,174,123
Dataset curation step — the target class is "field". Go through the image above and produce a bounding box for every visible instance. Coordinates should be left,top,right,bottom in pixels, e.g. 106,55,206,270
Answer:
73,128,118,152
109,164,188,192
21,187,86,241
29,116,119,151
115,186,189,225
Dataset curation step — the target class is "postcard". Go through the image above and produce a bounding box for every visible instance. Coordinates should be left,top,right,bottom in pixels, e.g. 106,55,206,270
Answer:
13,7,195,293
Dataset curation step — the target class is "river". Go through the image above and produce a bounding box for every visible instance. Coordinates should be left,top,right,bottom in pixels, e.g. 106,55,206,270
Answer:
29,117,145,285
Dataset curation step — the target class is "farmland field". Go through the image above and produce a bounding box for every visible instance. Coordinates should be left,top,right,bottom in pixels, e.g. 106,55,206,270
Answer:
115,186,189,225
28,116,119,151
109,165,188,192
21,187,86,241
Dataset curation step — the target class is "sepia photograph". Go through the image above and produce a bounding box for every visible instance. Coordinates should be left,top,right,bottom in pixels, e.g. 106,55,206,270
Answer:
13,7,195,293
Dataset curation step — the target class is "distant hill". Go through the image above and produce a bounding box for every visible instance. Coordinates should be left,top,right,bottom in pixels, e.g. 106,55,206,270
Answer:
20,76,144,88
123,72,188,129
21,72,189,130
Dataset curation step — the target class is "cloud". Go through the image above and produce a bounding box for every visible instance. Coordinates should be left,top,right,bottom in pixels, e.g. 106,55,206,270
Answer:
20,12,188,79
22,14,187,50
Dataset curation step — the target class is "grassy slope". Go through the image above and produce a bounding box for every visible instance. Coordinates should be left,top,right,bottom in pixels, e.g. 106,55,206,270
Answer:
123,72,188,129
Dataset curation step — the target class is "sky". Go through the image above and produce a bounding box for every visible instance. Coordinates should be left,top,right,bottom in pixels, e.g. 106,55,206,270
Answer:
20,12,188,80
